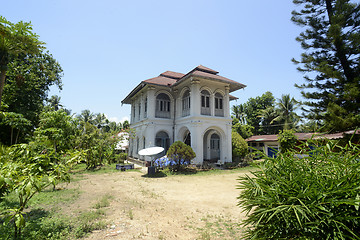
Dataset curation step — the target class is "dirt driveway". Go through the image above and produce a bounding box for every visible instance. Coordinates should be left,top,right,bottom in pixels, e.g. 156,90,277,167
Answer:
65,168,250,239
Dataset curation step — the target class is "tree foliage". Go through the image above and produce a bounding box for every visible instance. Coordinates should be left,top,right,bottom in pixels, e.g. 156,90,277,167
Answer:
0,143,80,239
232,92,300,136
231,131,248,160
272,94,300,130
0,16,45,107
166,141,196,172
232,92,275,135
34,110,77,153
292,0,360,131
277,129,298,152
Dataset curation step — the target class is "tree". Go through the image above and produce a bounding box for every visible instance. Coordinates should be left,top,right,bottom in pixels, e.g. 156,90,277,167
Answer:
0,112,31,145
35,110,76,153
166,141,196,172
47,95,62,111
292,0,360,131
77,109,95,125
232,118,254,139
232,131,248,161
3,52,63,121
122,120,130,129
257,106,280,134
232,92,275,135
232,104,246,124
0,16,44,107
272,94,300,130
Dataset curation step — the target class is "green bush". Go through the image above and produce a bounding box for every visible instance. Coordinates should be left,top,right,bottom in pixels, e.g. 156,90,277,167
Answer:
277,129,298,152
238,141,360,239
166,141,196,172
232,131,248,161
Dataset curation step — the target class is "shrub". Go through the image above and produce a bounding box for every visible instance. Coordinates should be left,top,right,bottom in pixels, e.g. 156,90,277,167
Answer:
232,131,248,161
277,129,297,152
238,141,360,239
166,141,196,172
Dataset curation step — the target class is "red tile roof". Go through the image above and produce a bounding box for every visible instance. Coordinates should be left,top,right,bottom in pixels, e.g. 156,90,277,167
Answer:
159,71,185,79
194,65,219,74
121,65,246,104
143,76,177,86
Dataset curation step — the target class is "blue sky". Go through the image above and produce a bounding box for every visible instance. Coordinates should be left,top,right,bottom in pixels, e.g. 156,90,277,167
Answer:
3,0,305,123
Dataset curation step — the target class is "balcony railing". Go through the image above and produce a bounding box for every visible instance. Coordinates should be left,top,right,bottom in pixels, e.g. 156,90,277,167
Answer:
201,107,211,115
215,109,224,117
155,111,171,119
182,108,190,117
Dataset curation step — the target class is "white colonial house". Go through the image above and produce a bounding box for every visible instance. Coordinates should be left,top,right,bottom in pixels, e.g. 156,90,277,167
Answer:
121,65,246,165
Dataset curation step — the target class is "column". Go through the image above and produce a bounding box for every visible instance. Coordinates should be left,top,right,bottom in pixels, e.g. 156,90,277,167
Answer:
190,79,200,116
224,85,230,118
190,122,203,165
147,87,156,120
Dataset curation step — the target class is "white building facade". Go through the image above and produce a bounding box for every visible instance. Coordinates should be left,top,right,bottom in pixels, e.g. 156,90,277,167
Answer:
121,65,246,165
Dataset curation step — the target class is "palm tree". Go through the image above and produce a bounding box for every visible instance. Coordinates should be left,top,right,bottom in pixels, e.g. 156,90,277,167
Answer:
272,94,300,130
231,104,246,124
258,106,279,134
94,113,108,129
47,95,62,111
78,109,95,124
0,16,44,107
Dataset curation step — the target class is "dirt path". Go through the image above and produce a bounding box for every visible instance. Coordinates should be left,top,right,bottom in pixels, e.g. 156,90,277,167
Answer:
64,169,249,239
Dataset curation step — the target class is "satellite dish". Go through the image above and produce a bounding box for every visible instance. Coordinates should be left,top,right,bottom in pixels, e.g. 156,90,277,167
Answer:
138,146,164,156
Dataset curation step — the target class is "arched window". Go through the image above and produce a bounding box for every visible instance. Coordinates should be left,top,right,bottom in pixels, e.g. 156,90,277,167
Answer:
156,93,171,118
201,90,210,115
182,90,190,117
214,93,224,117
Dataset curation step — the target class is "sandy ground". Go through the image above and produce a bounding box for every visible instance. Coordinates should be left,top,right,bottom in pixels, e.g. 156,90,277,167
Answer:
63,167,249,240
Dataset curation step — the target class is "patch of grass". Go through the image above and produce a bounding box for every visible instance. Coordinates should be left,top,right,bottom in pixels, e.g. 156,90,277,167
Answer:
0,182,108,240
128,209,134,220
30,188,80,207
155,165,257,178
93,193,113,209
72,209,108,238
194,214,243,240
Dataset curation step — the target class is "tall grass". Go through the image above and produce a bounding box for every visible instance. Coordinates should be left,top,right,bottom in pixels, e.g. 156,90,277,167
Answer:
238,141,360,239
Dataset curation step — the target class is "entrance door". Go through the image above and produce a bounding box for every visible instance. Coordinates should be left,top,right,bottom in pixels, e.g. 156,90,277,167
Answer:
210,133,220,160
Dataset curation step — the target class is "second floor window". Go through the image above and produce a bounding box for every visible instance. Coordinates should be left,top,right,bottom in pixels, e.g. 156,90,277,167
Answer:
215,93,224,117
201,90,210,115
182,90,190,117
144,98,147,118
156,93,171,118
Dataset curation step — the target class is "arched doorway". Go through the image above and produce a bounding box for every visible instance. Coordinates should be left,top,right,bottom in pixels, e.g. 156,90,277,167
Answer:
210,133,220,160
155,131,170,157
183,131,191,146
203,129,222,162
